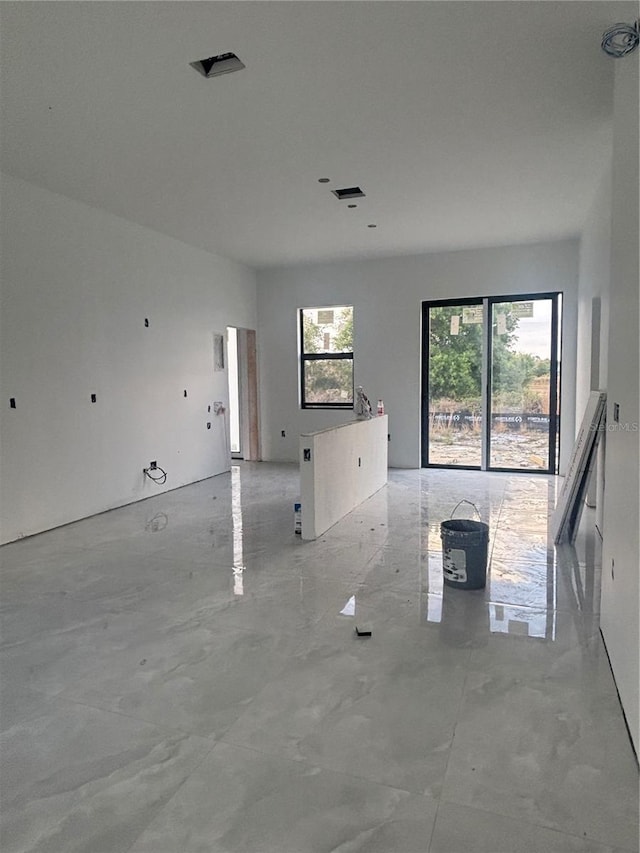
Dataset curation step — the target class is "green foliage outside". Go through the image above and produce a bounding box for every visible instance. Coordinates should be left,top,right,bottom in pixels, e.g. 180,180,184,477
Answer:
304,359,353,403
429,306,550,413
302,307,353,404
300,304,551,410
303,307,353,353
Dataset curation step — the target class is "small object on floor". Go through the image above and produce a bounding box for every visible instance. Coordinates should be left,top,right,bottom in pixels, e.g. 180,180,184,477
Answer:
339,595,356,616
440,500,489,591
355,627,372,637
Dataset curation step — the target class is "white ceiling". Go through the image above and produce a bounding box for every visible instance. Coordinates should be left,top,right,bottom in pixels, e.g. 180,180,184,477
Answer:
0,1,633,268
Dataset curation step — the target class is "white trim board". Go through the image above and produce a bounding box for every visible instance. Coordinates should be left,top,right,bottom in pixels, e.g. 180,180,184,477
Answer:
551,391,606,543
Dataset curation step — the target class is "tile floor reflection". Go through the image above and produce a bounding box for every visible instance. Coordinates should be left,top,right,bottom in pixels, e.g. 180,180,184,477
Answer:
0,463,637,853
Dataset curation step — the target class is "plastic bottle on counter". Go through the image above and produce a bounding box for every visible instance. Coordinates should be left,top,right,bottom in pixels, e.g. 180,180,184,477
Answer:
377,400,385,416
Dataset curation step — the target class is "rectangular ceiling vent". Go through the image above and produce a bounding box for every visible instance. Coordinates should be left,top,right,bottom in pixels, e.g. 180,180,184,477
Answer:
190,52,245,79
332,187,366,200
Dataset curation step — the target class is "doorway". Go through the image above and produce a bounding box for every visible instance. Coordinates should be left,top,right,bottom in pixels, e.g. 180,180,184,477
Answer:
422,293,561,473
226,326,261,461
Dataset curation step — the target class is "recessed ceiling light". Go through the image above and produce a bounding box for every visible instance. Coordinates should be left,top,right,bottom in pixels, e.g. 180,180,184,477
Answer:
367,224,377,228
190,52,245,78
332,187,366,200
318,178,331,183
348,204,357,209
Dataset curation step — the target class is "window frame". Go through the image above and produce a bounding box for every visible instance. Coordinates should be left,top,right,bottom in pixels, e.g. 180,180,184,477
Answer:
299,306,354,410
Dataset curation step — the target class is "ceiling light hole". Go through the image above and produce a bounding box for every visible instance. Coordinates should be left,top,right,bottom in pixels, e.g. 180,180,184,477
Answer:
190,52,245,78
367,224,377,228
332,187,366,200
348,204,357,209
318,178,331,183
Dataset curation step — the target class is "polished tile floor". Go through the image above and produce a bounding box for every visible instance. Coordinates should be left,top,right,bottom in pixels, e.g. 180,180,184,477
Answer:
1,463,638,853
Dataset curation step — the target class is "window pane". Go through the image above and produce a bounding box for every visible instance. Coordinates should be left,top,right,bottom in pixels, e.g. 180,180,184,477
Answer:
304,359,353,404
302,306,353,354
490,299,553,470
427,303,483,467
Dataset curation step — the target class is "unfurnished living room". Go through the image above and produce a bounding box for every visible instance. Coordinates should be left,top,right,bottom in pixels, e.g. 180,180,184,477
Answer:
0,2,638,852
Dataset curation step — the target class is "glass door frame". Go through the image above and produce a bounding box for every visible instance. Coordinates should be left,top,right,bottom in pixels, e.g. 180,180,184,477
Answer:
486,292,560,475
421,292,562,474
421,296,486,471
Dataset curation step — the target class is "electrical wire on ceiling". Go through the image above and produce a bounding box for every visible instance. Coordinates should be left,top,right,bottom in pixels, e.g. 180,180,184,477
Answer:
601,20,640,57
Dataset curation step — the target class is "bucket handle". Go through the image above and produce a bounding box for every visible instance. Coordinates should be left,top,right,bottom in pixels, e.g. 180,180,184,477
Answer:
450,499,482,520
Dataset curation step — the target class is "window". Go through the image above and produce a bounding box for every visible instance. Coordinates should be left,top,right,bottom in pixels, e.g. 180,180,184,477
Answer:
300,306,353,408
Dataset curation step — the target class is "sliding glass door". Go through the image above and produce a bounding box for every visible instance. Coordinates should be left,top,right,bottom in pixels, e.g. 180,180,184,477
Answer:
422,293,561,473
489,297,559,471
424,299,484,468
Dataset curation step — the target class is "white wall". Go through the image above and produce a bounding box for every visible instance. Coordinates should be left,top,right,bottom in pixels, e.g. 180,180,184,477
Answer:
300,416,388,539
576,163,612,418
0,173,257,544
599,55,639,754
576,163,612,519
257,240,579,471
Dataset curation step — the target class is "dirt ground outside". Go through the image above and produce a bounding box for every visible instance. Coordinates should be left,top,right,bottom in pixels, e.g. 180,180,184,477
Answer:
429,428,550,469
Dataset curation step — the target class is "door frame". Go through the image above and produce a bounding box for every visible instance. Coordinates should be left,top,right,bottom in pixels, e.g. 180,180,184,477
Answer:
421,296,484,470
227,326,261,461
421,292,562,474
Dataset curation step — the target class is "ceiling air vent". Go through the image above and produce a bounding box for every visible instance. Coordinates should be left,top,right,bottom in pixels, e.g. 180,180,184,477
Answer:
332,187,366,200
190,52,245,78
